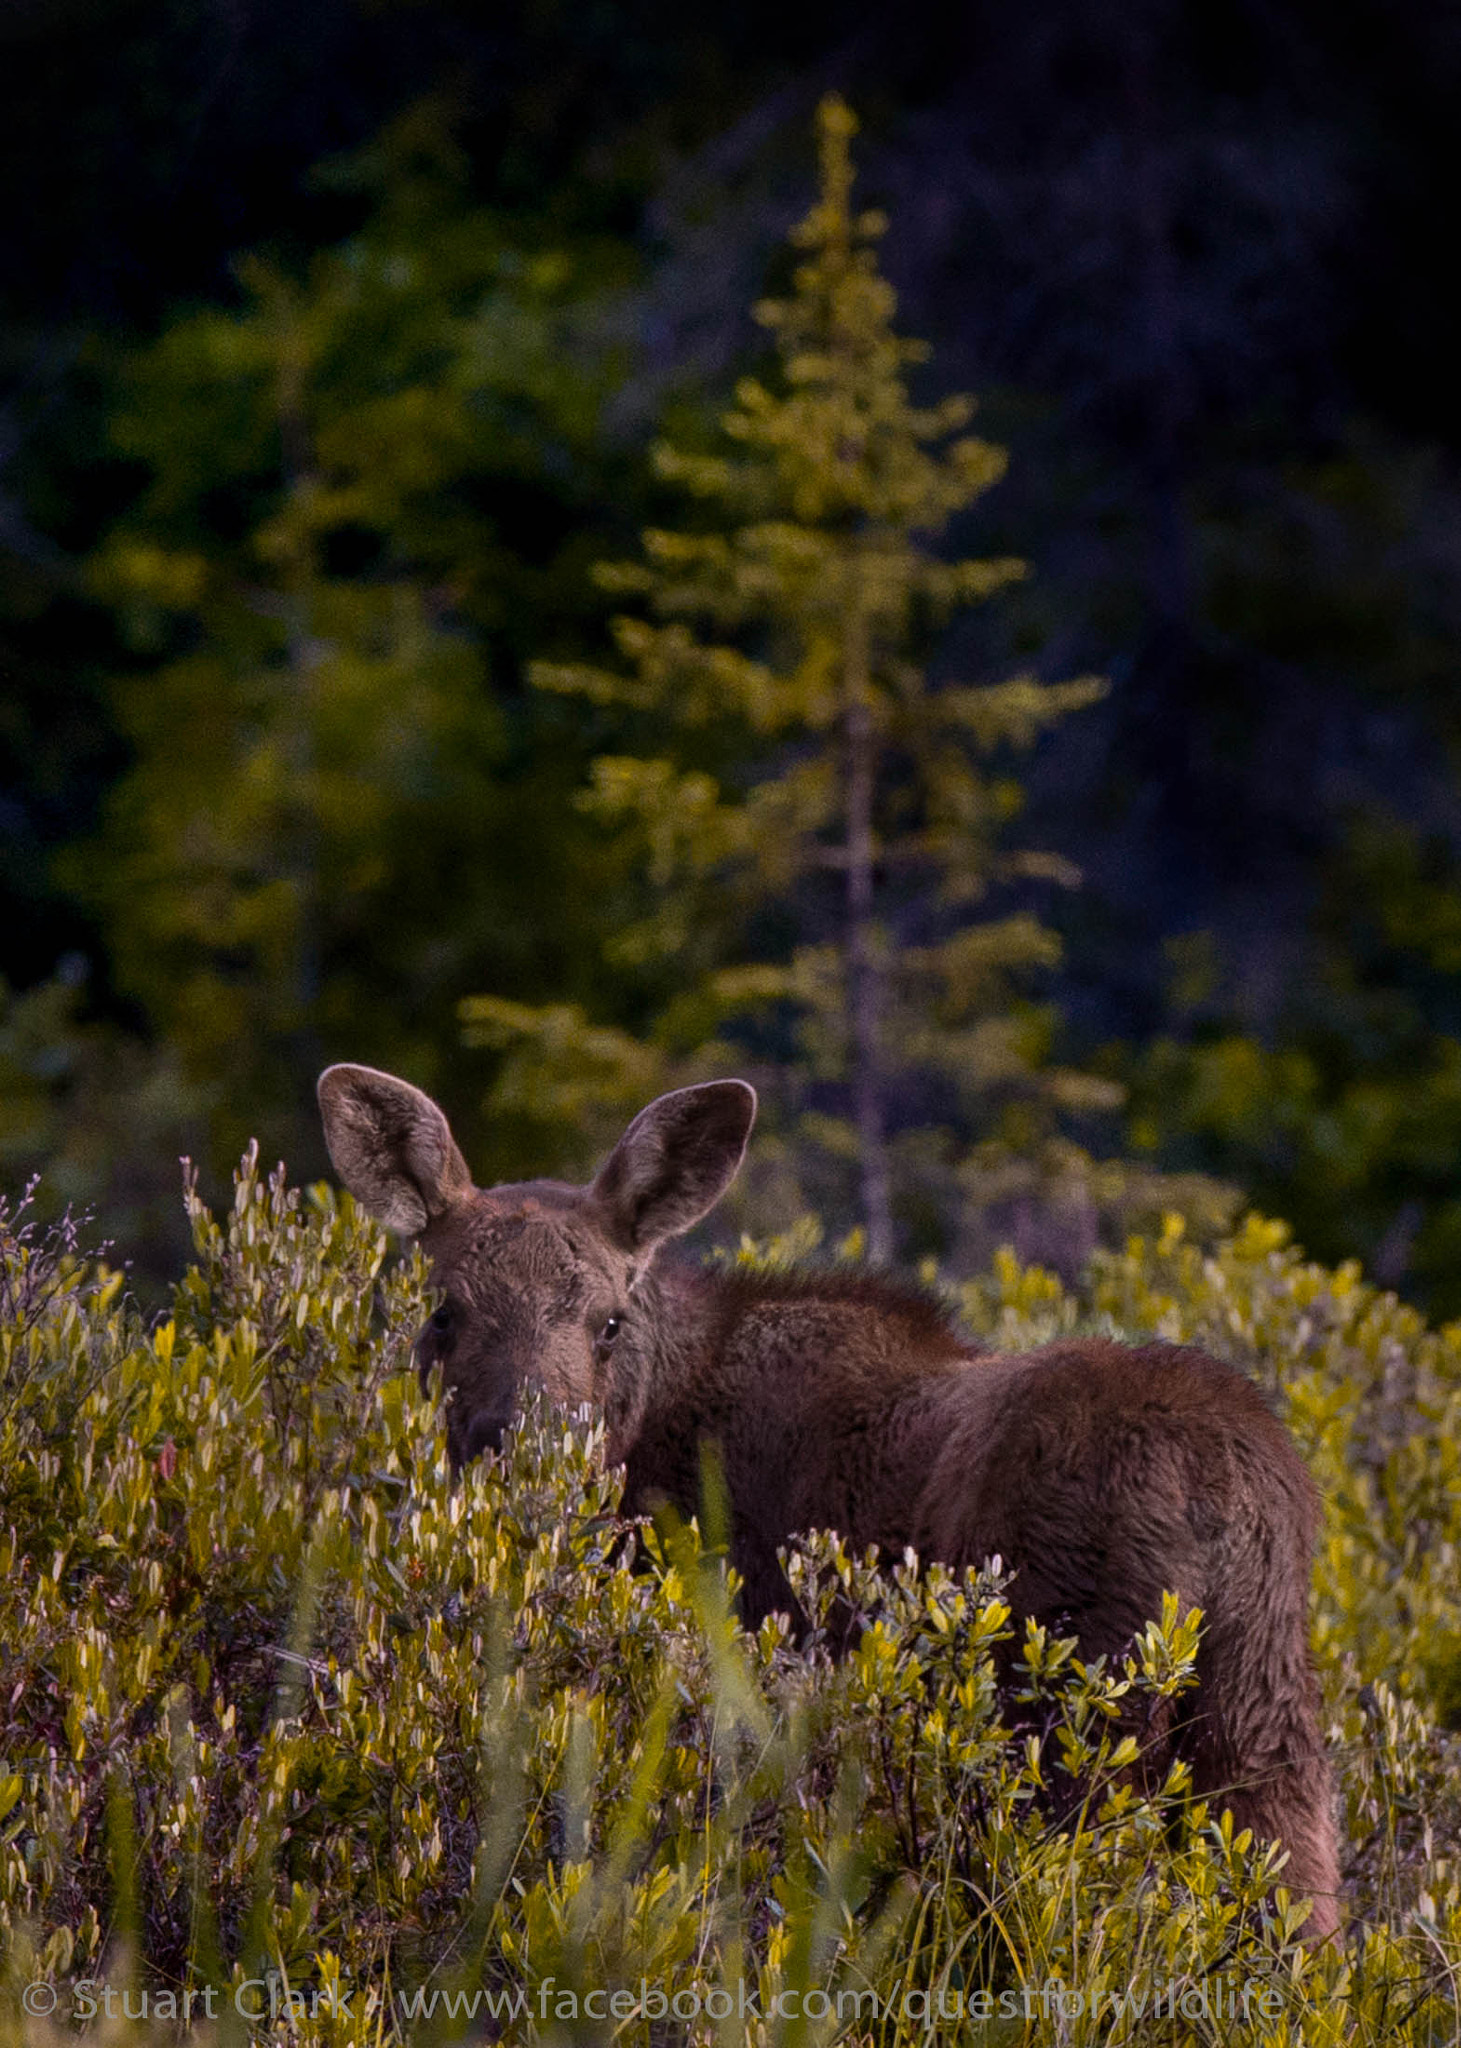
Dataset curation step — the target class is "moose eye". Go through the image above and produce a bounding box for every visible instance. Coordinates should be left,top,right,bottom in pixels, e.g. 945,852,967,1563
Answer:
598,1314,621,1347
430,1304,454,1336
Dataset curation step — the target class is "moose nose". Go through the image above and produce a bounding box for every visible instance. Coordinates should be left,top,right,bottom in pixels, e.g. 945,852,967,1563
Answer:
447,1405,511,1468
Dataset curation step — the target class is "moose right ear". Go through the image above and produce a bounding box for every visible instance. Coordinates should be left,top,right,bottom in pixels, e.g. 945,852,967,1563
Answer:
317,1064,474,1236
589,1080,757,1254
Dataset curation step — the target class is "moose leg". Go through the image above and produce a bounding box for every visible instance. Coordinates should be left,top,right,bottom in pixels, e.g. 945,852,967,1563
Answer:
1178,1582,1341,1941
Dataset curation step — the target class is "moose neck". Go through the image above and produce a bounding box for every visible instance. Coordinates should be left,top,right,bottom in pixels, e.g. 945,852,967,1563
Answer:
598,1254,982,1629
602,1256,723,1469
599,1254,977,1562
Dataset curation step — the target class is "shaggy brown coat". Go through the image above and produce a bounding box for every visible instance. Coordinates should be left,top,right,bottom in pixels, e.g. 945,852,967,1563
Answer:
318,1063,1340,1938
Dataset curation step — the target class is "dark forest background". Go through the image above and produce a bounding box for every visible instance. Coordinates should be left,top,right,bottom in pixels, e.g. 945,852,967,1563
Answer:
6,0,1461,1308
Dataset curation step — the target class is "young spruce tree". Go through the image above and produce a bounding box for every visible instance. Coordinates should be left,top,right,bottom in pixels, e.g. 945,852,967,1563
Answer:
468,98,1210,1261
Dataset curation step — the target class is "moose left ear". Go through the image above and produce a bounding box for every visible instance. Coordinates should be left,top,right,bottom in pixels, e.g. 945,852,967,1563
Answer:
317,1063,474,1235
589,1080,757,1253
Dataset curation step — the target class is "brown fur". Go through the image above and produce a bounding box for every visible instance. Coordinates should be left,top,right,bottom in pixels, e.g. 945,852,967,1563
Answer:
318,1064,1341,1937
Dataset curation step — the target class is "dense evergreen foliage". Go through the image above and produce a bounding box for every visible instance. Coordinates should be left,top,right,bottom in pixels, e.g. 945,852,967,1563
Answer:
8,5,1461,1300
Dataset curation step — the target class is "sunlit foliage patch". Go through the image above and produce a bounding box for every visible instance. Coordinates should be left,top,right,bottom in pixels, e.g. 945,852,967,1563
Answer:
1,1163,1459,2043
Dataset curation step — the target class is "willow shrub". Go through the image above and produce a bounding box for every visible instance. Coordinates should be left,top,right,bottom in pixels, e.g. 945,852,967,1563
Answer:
1,1160,1459,2045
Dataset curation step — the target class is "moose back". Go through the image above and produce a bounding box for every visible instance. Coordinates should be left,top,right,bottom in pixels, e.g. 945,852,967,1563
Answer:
318,1062,1340,1937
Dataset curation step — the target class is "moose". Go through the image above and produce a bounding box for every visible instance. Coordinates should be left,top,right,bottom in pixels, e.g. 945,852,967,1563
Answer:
318,1062,1340,1937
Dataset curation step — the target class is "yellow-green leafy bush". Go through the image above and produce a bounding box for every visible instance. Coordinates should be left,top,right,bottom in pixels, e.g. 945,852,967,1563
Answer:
1,1164,1458,2045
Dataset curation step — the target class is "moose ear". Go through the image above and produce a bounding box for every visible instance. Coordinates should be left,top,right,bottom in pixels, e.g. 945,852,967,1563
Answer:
316,1064,474,1236
589,1080,757,1254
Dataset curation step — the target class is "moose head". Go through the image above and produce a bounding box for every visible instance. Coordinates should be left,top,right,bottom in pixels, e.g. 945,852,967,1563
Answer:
316,1064,756,1464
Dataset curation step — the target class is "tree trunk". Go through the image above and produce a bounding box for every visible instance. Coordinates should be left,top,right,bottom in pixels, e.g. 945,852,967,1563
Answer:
842,582,895,1263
